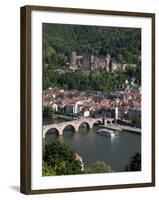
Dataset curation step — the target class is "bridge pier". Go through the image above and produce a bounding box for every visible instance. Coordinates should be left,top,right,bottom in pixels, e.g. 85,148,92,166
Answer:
89,124,93,129
58,127,63,136
75,127,79,132
59,131,63,135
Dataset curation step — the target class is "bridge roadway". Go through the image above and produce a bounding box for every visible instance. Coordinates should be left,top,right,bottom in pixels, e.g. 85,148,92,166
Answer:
43,117,114,137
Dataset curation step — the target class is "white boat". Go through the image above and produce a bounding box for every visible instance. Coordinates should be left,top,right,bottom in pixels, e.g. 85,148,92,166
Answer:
96,129,115,137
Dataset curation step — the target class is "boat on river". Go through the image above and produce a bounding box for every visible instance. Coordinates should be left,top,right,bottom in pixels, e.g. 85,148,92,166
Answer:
96,129,116,137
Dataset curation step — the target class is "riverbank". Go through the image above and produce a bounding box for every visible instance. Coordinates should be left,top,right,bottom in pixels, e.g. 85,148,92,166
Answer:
99,124,141,133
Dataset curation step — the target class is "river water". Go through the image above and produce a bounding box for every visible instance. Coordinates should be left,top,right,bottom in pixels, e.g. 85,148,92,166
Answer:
43,117,141,172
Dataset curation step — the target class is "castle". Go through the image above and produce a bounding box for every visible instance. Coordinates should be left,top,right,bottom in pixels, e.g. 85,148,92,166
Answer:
67,51,136,72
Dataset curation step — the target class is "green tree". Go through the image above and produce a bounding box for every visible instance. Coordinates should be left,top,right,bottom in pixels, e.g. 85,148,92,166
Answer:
125,66,136,79
43,162,56,176
43,69,138,92
117,53,124,64
43,141,82,175
125,152,141,171
43,106,53,118
85,161,113,174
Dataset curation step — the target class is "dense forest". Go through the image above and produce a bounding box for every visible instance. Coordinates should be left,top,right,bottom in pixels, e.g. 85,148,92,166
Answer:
43,68,141,92
43,23,141,90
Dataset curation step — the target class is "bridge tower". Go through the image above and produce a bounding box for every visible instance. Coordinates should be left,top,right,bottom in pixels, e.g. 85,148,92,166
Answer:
115,105,119,123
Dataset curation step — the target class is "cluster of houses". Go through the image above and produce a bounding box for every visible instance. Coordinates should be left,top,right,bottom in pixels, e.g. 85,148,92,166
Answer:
43,84,141,125
66,51,136,72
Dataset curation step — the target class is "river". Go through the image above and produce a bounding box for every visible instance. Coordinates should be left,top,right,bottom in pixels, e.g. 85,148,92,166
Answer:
43,117,141,172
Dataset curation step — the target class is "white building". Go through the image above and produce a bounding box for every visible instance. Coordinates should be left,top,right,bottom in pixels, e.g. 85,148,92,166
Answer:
52,103,58,112
83,109,90,117
73,101,84,114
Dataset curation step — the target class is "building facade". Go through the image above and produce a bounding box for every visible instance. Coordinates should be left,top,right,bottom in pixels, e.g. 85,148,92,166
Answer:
68,51,136,72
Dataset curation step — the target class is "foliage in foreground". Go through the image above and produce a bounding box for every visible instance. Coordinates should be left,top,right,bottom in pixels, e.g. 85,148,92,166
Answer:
43,141,82,176
125,152,141,171
84,161,113,174
42,162,57,176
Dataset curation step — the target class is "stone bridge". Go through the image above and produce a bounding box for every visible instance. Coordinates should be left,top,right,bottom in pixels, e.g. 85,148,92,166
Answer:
43,117,114,137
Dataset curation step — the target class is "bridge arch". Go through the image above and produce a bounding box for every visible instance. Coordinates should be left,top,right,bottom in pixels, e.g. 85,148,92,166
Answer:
62,124,77,135
92,120,102,127
78,122,90,130
45,127,60,137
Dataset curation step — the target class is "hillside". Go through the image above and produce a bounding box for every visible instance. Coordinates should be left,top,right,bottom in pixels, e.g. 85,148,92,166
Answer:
43,23,141,66
42,23,141,91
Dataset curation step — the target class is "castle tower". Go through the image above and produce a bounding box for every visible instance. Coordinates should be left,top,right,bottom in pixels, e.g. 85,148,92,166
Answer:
105,53,111,71
82,53,91,70
70,51,77,66
90,54,94,64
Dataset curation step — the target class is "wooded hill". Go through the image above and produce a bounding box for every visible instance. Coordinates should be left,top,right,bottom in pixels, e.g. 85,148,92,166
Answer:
43,23,141,67
42,23,141,91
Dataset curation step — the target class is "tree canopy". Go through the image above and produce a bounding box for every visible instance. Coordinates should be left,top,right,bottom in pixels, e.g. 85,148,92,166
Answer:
43,141,82,176
125,152,141,171
43,68,141,91
85,161,113,174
